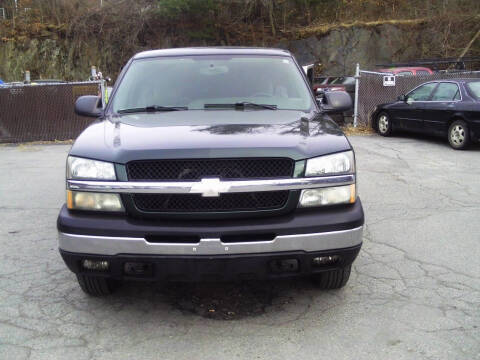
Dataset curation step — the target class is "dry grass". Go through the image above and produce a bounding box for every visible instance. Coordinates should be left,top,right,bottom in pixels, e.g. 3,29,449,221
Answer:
0,139,73,146
292,18,430,38
342,125,375,136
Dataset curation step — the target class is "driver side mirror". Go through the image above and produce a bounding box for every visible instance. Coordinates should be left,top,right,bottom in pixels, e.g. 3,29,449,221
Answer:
75,95,103,117
319,91,352,113
397,94,407,102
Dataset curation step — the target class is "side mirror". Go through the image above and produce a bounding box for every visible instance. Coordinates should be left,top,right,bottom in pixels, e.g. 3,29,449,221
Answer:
320,91,352,113
397,94,406,102
75,95,102,117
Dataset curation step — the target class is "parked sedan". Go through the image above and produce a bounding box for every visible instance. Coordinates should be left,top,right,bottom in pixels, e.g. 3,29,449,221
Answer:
315,76,355,95
372,79,480,149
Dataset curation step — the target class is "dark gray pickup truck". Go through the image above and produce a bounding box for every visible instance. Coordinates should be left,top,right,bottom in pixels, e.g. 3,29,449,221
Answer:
57,48,364,296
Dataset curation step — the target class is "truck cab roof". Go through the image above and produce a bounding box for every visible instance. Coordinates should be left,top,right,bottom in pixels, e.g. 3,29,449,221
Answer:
133,47,292,59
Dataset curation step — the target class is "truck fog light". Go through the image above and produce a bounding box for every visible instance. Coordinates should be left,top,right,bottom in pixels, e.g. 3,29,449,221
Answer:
67,190,124,212
312,255,340,267
299,184,355,207
82,259,109,271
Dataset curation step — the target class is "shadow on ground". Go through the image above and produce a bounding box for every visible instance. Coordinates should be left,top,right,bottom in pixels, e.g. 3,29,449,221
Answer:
111,278,321,320
382,130,480,150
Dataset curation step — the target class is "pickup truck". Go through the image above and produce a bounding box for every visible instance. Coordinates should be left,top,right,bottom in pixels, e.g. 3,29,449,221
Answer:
57,48,364,296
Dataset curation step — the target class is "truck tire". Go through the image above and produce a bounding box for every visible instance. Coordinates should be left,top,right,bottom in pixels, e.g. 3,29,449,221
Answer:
76,274,117,296
312,265,351,289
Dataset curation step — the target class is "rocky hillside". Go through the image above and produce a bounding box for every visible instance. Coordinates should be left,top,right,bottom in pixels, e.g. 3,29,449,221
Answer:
0,0,479,81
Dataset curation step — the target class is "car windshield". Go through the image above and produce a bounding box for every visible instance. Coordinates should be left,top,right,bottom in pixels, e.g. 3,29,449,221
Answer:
466,81,480,100
111,55,314,112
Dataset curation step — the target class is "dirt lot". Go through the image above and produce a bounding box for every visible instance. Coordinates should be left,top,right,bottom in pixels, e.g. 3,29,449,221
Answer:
0,134,479,360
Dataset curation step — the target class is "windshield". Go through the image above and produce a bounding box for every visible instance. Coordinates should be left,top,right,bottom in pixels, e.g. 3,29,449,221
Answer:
466,81,480,100
111,55,313,112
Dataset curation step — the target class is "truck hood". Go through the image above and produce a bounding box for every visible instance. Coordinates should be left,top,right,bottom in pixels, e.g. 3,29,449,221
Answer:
69,110,351,163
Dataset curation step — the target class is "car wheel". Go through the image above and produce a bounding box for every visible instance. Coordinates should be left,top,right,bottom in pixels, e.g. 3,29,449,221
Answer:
376,112,392,136
448,120,470,150
311,265,351,289
76,274,118,296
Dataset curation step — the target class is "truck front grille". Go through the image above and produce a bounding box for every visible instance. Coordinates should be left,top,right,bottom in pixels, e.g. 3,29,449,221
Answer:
127,158,294,215
132,191,289,213
126,158,294,181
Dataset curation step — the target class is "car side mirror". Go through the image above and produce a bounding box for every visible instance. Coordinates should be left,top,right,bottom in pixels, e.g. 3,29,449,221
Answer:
319,91,352,113
397,94,407,102
75,95,103,117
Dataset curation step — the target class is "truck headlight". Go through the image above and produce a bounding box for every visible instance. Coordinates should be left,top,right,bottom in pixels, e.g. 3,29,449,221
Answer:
305,151,354,176
67,156,116,180
67,191,124,212
299,184,356,207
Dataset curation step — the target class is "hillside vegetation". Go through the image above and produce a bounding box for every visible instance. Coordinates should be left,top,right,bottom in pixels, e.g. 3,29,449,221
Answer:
0,0,479,81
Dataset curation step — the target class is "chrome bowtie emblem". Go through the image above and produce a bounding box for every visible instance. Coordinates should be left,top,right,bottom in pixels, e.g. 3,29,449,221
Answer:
190,178,230,197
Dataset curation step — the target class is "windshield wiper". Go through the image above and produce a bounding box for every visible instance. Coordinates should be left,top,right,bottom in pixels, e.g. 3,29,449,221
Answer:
117,105,188,114
204,102,277,110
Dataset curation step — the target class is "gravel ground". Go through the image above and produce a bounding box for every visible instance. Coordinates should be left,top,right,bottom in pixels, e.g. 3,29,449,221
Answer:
0,133,479,360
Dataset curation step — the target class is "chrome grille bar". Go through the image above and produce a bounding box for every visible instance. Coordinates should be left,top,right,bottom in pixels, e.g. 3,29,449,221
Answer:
67,174,355,195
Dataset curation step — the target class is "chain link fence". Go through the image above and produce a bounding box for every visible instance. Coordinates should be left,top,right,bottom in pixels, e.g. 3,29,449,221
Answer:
2,73,480,142
0,82,100,143
355,70,480,127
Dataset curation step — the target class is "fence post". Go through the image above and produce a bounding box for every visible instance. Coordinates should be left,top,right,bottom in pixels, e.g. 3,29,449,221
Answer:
353,63,360,128
100,79,107,109
24,70,30,84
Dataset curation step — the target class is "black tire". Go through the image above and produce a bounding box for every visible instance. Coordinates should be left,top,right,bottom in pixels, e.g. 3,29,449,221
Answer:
376,112,392,136
448,120,470,150
76,274,118,296
311,265,352,289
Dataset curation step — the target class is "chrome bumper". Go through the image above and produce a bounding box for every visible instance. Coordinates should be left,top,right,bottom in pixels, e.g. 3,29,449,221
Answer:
58,226,363,256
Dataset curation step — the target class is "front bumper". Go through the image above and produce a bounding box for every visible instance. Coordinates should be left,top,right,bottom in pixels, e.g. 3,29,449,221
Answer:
59,226,363,256
60,245,362,282
58,199,363,254
57,199,364,280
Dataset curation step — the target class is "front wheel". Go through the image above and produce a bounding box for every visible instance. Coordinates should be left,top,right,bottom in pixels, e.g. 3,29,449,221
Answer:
376,112,392,136
311,265,352,289
448,120,470,150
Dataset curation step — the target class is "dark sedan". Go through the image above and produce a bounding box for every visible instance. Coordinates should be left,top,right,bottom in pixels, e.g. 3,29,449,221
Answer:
372,79,480,149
